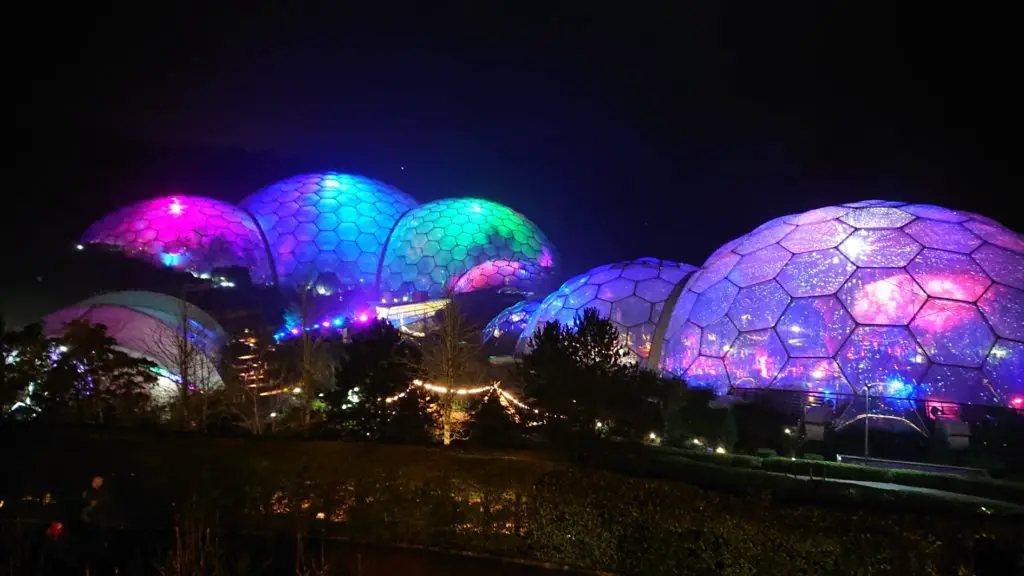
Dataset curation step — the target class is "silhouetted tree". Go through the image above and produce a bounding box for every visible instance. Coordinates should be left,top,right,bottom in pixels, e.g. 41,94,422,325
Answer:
32,319,158,425
521,308,667,443
468,389,525,448
0,319,51,416
326,319,433,442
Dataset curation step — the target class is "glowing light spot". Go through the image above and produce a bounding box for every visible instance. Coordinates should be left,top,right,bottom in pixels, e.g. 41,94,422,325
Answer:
168,197,186,216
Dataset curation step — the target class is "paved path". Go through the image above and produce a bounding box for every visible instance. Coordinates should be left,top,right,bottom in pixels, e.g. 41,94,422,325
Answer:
788,474,1023,512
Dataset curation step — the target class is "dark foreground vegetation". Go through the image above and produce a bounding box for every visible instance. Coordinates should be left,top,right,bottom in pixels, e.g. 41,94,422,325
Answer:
3,427,1022,576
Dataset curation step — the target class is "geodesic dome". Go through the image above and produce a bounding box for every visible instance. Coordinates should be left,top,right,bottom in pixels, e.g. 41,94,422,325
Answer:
657,200,1023,412
41,302,225,403
482,299,541,345
82,195,275,284
379,198,557,298
241,173,419,290
516,258,698,364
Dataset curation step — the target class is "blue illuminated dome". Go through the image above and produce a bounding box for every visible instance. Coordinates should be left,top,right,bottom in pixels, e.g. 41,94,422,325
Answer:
657,200,1024,424
483,298,541,346
241,173,419,290
515,258,698,365
379,198,558,299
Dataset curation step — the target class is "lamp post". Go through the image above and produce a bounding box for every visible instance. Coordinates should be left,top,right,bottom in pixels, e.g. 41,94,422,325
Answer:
863,383,877,457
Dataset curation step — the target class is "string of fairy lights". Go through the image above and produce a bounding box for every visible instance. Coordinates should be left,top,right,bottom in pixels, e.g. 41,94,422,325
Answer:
385,379,538,414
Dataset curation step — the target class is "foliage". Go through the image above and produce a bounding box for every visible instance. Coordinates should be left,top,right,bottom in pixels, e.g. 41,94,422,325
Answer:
325,319,434,443
4,430,1021,575
1,320,51,414
521,308,666,443
467,389,525,448
30,319,158,425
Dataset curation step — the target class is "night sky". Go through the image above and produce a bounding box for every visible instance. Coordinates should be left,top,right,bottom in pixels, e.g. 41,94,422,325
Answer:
12,3,1016,290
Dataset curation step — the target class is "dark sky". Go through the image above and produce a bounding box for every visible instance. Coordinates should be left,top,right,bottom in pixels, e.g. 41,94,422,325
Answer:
13,2,1016,285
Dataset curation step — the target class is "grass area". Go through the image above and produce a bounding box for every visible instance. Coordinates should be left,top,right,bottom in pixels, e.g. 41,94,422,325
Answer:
637,444,1024,506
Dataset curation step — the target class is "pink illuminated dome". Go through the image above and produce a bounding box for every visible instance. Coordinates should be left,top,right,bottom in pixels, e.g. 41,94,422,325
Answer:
657,201,1023,427
82,195,275,284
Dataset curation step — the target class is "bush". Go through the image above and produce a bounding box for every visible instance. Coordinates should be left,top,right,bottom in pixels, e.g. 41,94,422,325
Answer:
2,427,1021,575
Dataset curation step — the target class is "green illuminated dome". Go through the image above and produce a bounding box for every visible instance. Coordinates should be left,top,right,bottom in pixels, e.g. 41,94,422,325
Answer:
378,198,557,298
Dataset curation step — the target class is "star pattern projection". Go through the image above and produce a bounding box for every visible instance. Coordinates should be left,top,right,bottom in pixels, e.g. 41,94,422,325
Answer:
82,195,275,284
658,201,1024,412
379,198,557,298
515,258,698,364
482,299,541,345
241,173,419,290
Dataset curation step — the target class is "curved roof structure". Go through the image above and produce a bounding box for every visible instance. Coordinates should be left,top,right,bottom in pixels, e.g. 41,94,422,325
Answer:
379,198,557,298
41,302,224,403
82,195,275,284
79,291,227,355
482,298,541,346
241,173,419,290
657,200,1023,415
515,258,698,364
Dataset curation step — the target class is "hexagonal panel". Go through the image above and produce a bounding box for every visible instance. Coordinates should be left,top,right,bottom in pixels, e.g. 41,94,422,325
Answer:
900,204,971,223
662,321,701,375
242,173,419,289
837,326,930,393
910,299,995,367
964,220,1024,254
636,278,674,302
983,340,1024,406
735,222,796,255
776,296,855,357
612,296,652,327
728,281,791,331
727,244,792,287
907,249,992,302
687,252,740,293
773,358,853,394
977,284,1024,341
838,268,928,325
779,220,854,253
380,198,557,297
690,279,740,327
777,249,857,297
700,317,738,357
921,365,1000,405
903,220,982,253
972,244,1024,290
839,229,922,267
785,206,851,225
724,329,787,388
82,195,274,284
598,277,636,301
684,356,731,395
839,206,915,228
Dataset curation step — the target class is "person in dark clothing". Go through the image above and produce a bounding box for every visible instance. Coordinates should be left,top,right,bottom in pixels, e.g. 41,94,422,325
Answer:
80,475,110,574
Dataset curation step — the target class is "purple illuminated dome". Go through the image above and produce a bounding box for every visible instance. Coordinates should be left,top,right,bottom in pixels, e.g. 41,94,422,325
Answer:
83,196,275,284
658,201,1024,416
241,173,419,291
515,258,698,365
380,198,558,299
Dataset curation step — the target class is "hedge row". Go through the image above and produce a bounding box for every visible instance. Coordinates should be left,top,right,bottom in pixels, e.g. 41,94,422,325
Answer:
3,429,1021,575
647,446,1024,505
